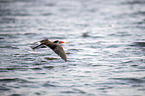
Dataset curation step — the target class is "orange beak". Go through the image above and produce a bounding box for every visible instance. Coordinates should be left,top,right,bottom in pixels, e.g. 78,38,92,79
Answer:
59,41,66,44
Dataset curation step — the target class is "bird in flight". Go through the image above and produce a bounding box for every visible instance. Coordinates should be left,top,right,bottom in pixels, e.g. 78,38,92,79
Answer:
30,39,67,62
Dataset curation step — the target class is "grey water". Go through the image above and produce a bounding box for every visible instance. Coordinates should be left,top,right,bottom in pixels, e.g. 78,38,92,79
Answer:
0,0,145,96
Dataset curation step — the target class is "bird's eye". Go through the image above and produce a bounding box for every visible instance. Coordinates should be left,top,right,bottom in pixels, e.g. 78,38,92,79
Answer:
53,40,59,43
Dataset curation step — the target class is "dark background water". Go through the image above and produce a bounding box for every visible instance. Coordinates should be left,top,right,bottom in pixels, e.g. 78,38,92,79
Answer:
0,0,145,96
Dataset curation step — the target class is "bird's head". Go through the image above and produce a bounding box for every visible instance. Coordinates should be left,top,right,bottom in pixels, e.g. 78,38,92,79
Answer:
53,40,66,44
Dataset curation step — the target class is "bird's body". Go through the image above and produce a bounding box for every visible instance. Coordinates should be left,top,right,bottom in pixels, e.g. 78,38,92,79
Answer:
30,39,67,62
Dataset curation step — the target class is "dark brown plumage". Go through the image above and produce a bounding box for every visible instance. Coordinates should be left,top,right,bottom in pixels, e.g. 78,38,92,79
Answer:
31,39,67,62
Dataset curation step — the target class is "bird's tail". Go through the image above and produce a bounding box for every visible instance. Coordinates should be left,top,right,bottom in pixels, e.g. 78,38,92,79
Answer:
30,42,47,51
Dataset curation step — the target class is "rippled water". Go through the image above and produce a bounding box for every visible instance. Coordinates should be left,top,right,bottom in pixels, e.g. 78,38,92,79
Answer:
0,0,145,96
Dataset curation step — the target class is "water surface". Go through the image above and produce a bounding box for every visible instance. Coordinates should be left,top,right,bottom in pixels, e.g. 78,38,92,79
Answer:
0,0,145,96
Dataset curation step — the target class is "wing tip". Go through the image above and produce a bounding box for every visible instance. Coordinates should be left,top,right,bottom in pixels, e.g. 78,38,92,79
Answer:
64,59,67,62
62,57,67,62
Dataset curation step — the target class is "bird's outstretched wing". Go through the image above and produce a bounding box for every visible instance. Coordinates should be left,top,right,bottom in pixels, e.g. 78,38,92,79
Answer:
52,44,67,62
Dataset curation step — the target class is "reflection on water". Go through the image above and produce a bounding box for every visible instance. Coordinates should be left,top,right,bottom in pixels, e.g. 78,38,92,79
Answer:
0,0,145,96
